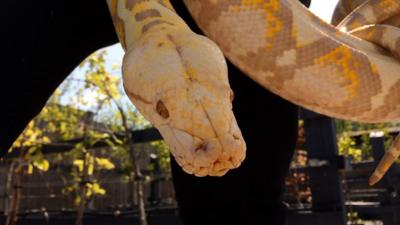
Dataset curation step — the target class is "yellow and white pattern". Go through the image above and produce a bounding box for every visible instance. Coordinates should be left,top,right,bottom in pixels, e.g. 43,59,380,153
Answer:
106,0,400,185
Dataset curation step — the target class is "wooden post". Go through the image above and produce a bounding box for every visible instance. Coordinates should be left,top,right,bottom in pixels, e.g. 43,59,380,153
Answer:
370,132,385,161
148,154,161,206
300,109,346,225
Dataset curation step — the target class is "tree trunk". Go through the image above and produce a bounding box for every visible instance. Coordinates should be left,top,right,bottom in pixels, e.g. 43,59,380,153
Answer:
129,151,147,225
75,112,95,225
75,152,90,225
97,76,148,225
6,161,23,225
134,164,147,225
124,122,148,225
4,161,16,216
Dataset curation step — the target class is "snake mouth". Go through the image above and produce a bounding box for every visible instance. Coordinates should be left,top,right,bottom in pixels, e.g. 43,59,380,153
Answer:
159,120,246,177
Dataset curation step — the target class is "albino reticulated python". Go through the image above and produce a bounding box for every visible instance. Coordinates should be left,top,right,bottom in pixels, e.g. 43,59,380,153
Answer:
106,0,400,185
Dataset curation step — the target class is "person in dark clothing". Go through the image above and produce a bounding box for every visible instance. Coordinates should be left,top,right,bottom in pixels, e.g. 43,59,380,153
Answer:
169,2,309,224
1,0,311,224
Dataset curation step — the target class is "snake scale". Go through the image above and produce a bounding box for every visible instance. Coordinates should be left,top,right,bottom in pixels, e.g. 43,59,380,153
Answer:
106,0,400,185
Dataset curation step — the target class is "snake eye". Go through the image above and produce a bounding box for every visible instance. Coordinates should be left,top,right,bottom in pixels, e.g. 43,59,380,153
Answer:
156,100,169,119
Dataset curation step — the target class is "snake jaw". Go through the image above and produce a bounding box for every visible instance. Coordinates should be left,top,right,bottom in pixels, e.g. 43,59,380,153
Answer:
149,98,246,177
173,131,245,177
122,28,246,176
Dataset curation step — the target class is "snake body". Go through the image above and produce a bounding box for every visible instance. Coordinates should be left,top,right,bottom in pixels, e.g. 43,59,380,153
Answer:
107,0,400,184
106,0,246,177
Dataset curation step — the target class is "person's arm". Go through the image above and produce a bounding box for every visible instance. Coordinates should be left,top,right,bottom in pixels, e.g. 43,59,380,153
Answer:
1,0,118,157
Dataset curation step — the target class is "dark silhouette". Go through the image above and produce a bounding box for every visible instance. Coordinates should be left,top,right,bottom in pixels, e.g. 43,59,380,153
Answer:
2,0,311,224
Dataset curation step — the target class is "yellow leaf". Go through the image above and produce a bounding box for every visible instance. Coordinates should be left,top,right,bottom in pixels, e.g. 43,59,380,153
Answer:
33,159,50,171
86,189,93,197
95,158,115,170
42,136,51,143
73,160,84,172
92,183,106,195
27,165,33,174
88,164,94,175
75,196,81,205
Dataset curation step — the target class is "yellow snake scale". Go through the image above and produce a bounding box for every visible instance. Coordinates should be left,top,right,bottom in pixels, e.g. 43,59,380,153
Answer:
106,0,400,185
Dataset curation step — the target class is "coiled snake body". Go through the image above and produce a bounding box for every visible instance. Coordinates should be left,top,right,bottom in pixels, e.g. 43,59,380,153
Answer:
106,0,400,185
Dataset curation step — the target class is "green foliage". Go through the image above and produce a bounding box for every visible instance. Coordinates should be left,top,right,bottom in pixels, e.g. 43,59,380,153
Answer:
338,132,362,162
150,141,171,172
38,103,86,140
6,49,171,220
336,119,396,134
12,121,51,149
72,154,115,176
336,119,399,162
81,50,121,102
67,149,114,205
346,212,364,225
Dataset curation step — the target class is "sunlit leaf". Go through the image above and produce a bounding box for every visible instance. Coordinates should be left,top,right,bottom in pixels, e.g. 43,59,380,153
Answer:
92,183,106,195
88,164,94,175
27,164,33,174
33,159,50,171
73,160,84,172
95,157,115,170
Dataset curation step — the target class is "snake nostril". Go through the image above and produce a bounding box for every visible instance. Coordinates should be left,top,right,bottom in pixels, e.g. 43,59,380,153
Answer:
228,156,233,162
156,100,169,118
195,142,208,152
233,134,240,140
230,90,235,102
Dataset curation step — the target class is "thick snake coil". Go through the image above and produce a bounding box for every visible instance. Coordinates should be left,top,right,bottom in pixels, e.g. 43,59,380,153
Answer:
106,0,400,185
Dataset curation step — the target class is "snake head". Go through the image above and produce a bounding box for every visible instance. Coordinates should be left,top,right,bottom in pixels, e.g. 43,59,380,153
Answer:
122,28,246,177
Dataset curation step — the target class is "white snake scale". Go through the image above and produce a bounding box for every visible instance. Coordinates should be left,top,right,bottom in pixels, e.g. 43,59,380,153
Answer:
106,0,400,185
